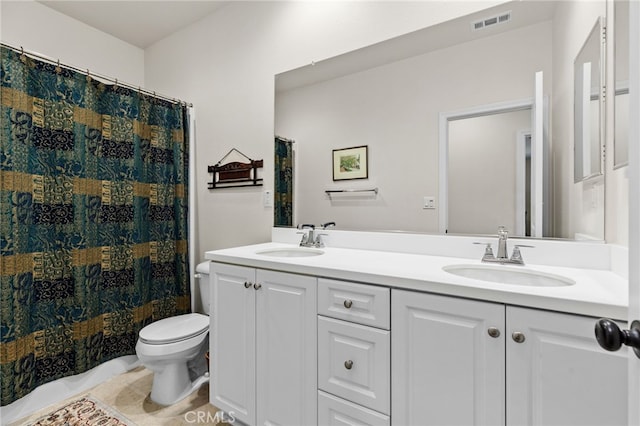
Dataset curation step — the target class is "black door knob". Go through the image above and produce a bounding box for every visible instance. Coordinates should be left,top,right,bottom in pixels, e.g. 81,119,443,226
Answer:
595,318,640,359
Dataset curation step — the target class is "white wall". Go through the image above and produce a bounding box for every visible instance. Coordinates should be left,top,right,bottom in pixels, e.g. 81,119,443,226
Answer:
1,0,144,87
143,1,508,255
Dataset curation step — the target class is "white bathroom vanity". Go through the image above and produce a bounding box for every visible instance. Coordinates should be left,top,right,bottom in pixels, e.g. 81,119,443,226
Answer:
205,229,628,426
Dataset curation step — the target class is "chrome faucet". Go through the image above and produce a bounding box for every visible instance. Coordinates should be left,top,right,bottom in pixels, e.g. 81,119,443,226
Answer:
297,222,336,247
476,226,533,265
496,226,509,260
297,224,316,247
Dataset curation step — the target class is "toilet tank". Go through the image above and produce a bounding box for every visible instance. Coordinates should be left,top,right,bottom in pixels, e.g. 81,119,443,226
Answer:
195,262,211,315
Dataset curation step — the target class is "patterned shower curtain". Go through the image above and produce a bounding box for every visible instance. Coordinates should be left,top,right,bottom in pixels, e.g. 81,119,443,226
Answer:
274,137,293,227
0,47,191,405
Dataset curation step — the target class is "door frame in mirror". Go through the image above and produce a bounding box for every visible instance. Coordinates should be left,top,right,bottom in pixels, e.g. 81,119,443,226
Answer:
574,16,606,182
613,0,630,169
439,97,543,236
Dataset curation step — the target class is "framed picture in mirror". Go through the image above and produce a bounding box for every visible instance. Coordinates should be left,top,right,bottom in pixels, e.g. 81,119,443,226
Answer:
333,145,368,181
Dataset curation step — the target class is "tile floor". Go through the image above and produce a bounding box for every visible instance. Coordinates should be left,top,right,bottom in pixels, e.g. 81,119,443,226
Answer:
11,367,225,425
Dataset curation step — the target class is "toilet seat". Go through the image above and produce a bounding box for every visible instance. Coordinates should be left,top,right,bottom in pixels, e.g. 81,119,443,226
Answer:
139,313,208,345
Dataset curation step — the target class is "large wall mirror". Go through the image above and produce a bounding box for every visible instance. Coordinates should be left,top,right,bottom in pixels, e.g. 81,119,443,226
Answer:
574,17,605,182
275,0,611,241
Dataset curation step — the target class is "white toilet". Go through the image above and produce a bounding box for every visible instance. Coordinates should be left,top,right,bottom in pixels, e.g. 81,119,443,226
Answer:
135,261,211,405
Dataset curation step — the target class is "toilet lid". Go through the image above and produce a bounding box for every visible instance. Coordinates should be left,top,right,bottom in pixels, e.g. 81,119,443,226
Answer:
139,313,209,344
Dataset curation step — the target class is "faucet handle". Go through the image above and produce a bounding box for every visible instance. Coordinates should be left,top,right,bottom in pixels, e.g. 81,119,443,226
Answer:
321,222,336,229
474,242,495,260
510,245,534,264
315,233,329,248
297,231,309,246
297,223,315,230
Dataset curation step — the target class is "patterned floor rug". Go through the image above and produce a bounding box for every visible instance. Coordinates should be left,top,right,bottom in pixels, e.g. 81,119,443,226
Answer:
20,395,133,426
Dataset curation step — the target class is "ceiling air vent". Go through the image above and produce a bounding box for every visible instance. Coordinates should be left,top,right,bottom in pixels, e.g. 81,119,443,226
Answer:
472,11,511,31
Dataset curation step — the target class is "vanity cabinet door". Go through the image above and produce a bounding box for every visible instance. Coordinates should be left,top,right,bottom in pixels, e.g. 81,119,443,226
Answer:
506,307,628,426
256,269,317,426
210,263,256,425
211,264,318,426
391,289,505,426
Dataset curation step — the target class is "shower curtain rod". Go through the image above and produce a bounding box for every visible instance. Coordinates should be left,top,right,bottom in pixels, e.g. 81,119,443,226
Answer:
1,42,193,107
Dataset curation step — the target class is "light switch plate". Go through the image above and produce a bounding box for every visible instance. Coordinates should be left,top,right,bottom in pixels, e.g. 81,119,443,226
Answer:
263,190,273,207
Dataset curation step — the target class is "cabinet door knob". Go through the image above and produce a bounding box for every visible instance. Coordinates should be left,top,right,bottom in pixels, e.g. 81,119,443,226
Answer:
244,281,252,288
344,360,353,370
512,331,526,343
343,300,353,309
254,283,262,290
488,327,501,338
595,318,640,358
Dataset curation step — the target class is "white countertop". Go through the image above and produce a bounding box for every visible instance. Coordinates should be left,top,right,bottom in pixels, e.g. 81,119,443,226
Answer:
205,242,628,320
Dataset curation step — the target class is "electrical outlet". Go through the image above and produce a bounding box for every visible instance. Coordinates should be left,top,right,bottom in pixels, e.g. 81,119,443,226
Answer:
423,196,436,209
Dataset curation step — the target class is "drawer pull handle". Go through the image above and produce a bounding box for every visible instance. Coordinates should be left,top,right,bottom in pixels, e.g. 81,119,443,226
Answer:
254,283,262,290
244,281,252,289
488,327,500,338
344,360,353,370
343,300,353,309
512,331,526,343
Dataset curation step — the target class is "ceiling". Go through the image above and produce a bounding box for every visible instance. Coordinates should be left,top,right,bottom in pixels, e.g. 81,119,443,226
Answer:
38,1,228,48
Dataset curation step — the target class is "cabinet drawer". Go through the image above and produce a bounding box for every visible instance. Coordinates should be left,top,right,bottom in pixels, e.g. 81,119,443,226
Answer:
318,278,390,329
318,390,390,426
318,316,390,415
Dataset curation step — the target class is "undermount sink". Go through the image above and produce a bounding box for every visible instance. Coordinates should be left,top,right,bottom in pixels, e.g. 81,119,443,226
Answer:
256,247,325,258
442,264,575,287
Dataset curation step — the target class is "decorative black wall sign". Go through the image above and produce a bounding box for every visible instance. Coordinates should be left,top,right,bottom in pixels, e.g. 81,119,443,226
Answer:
208,148,263,189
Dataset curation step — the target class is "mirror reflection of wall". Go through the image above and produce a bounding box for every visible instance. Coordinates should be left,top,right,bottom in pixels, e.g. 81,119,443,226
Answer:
614,0,630,168
275,0,614,241
276,16,551,234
